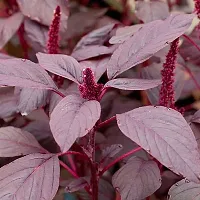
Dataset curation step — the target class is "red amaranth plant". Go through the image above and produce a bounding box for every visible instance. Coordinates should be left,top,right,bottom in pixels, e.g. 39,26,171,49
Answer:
159,38,179,109
1,1,200,200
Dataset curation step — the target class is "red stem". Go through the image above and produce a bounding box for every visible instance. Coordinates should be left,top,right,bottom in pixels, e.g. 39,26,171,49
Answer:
98,87,109,101
99,147,143,176
52,89,66,98
18,23,28,59
183,34,200,52
59,160,79,178
146,197,150,200
58,151,87,158
98,116,116,129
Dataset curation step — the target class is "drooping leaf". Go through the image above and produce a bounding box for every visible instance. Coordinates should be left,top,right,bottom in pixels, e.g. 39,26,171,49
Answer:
71,45,114,62
37,53,83,84
17,88,50,115
0,58,57,90
50,94,101,152
0,153,60,200
109,24,143,44
117,106,200,182
141,63,185,105
135,1,169,23
17,0,68,32
0,12,24,49
107,13,194,79
24,18,48,52
73,24,116,51
112,157,161,200
0,127,46,157
80,57,110,81
105,78,161,90
168,179,200,200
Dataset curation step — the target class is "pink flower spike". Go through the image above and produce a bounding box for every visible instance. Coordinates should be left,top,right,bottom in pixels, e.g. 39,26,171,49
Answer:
79,68,104,101
159,38,179,109
47,6,61,54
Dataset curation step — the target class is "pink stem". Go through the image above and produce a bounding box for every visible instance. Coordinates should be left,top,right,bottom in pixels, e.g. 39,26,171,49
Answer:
67,154,77,173
52,89,66,98
183,34,200,52
98,87,109,101
59,160,79,178
98,116,116,129
58,151,87,158
18,23,28,59
99,147,143,176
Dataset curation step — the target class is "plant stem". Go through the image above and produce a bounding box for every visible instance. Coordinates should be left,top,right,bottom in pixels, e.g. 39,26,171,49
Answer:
97,116,116,129
89,129,99,200
98,87,109,101
183,34,200,52
18,23,28,59
59,160,79,178
58,151,87,158
52,89,66,98
99,147,142,176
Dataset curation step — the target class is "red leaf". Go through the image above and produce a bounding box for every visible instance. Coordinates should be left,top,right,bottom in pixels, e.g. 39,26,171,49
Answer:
17,0,68,32
37,53,83,84
0,127,46,157
112,157,161,200
50,94,101,152
0,12,24,48
0,58,57,90
107,13,194,79
135,1,169,23
24,18,48,52
168,179,200,200
105,78,161,90
0,153,60,199
117,106,200,182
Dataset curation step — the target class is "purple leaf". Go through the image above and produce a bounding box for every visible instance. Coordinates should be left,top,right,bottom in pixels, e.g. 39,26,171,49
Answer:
112,157,161,200
168,179,200,200
105,78,161,90
17,88,50,115
50,94,101,152
0,87,19,118
117,106,200,183
73,24,116,51
71,45,114,62
37,53,83,84
65,8,107,40
191,110,200,124
24,18,48,52
61,178,88,192
0,153,60,200
0,53,13,59
0,126,46,157
23,120,59,153
0,12,24,48
17,0,68,32
135,1,169,23
100,144,123,167
80,57,110,81
109,24,143,44
0,58,57,90
141,63,185,105
107,13,194,79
